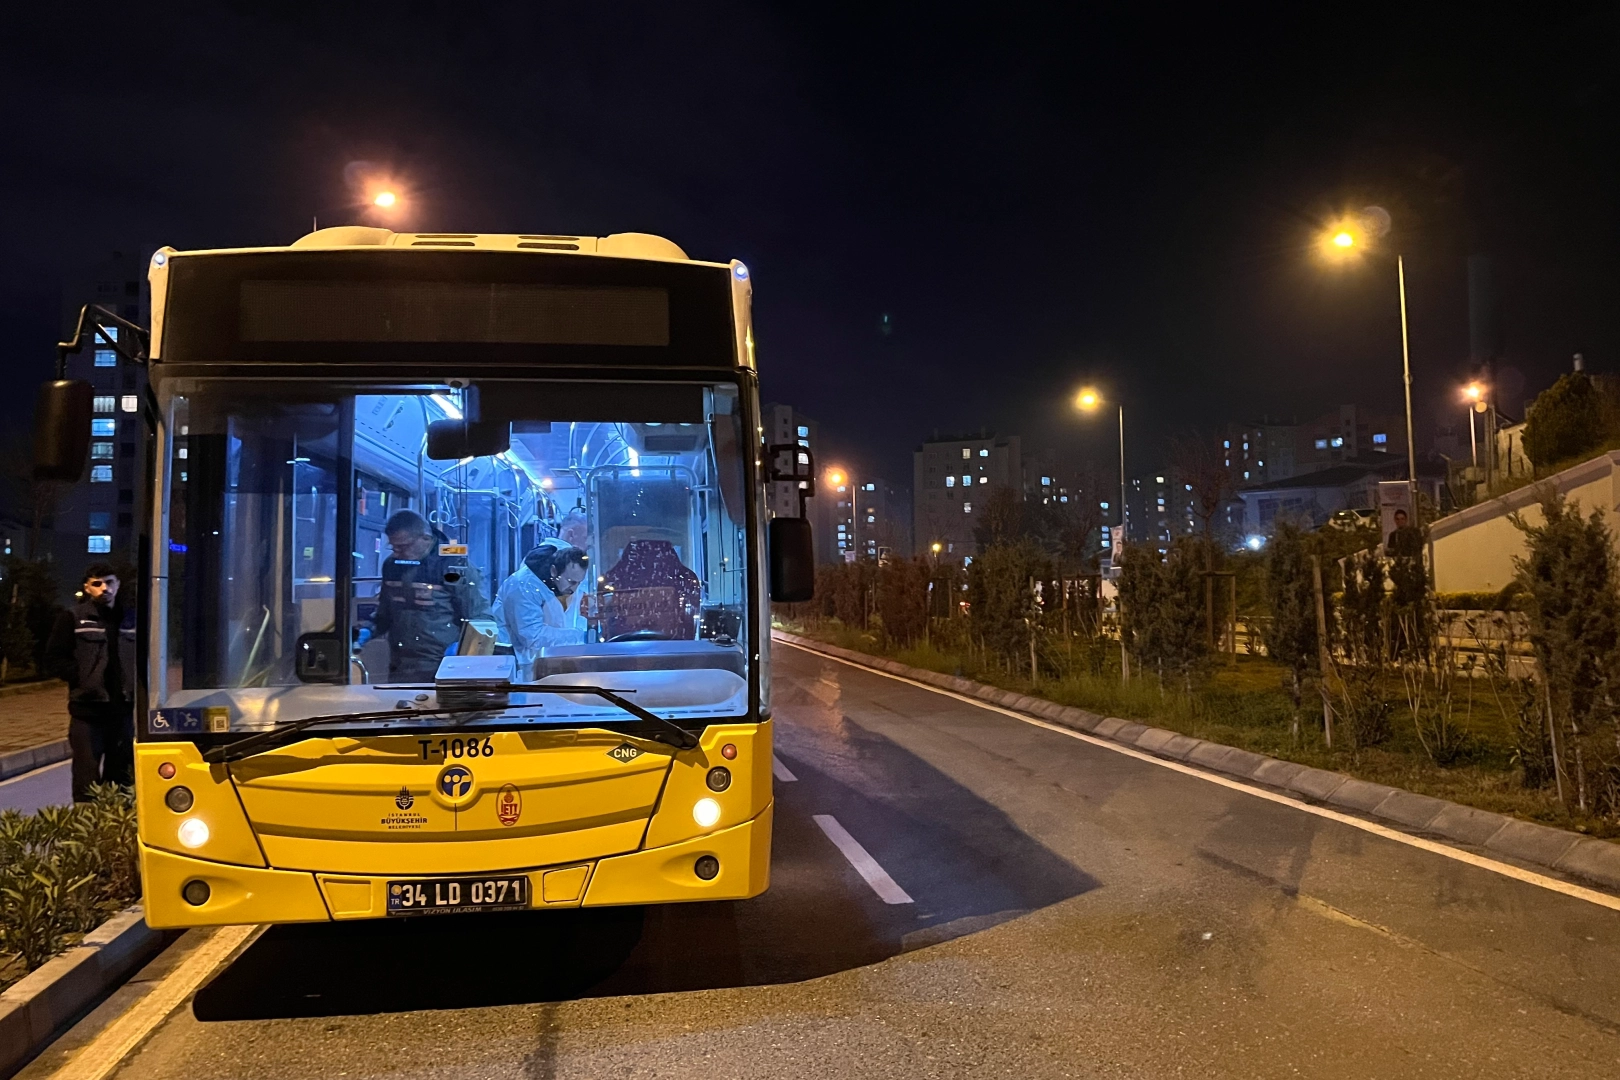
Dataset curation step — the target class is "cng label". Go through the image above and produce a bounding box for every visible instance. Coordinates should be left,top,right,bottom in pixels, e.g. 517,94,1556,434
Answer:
496,783,522,826
607,743,643,763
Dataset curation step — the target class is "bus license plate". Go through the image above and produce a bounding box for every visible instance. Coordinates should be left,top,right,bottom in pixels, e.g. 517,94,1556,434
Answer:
386,875,530,915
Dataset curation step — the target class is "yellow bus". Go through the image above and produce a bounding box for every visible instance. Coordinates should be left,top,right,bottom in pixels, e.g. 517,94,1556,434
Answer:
37,226,816,927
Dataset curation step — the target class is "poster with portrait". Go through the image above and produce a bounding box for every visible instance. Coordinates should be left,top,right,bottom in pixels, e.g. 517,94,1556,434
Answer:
1377,480,1414,556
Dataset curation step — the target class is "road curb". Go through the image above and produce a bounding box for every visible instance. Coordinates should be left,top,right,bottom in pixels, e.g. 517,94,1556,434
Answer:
0,739,70,783
773,631,1620,895
0,906,172,1079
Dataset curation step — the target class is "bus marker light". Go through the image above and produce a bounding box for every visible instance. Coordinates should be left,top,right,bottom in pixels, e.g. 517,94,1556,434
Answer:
695,855,719,880
165,786,194,812
177,818,210,849
693,798,721,828
182,879,210,906
720,743,737,760
158,762,177,779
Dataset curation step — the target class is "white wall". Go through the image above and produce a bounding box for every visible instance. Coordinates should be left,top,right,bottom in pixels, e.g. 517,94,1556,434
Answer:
1430,452,1620,594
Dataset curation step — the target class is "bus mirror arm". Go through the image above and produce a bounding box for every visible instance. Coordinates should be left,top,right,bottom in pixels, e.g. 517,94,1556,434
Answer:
34,305,152,483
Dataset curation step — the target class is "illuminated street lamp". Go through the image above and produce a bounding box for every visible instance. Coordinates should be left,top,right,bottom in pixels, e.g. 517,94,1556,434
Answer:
826,468,853,560
1075,387,1129,680
1075,387,1126,547
1462,382,1488,469
373,190,398,208
1319,207,1418,515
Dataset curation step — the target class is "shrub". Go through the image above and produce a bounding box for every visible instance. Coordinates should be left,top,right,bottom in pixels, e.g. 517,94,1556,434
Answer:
1522,371,1604,470
1513,488,1620,815
0,785,139,988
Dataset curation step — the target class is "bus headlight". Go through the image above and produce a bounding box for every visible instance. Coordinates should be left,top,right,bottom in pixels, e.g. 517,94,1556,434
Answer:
177,818,210,849
692,798,721,828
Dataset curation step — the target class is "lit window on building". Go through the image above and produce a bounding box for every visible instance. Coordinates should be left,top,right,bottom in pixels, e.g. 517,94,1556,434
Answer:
1331,436,1344,448
91,442,114,459
978,476,987,484
92,419,115,437
1059,495,1068,503
962,448,971,459
1314,438,1328,449
1257,459,1264,467
962,475,971,486
1373,432,1388,444
88,512,110,530
121,395,139,413
93,395,116,413
178,448,188,460
1244,470,1250,479
1100,501,1109,509
1156,476,1165,483
963,502,972,514
1041,476,1051,485
87,535,112,553
94,349,117,368
979,449,989,457
946,476,955,487
797,425,809,437
91,465,114,483
1223,440,1230,449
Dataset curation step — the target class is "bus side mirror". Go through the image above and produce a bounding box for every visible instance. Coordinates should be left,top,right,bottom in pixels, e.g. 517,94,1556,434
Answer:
768,517,815,602
426,419,510,460
33,380,94,481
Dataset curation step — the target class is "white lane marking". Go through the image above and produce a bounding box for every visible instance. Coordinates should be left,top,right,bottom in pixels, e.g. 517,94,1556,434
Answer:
776,636,1620,914
54,923,259,1080
812,813,914,904
772,755,798,782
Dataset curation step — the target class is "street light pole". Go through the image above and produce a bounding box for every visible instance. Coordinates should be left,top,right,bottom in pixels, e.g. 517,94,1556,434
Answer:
1118,405,1127,543
1398,255,1418,517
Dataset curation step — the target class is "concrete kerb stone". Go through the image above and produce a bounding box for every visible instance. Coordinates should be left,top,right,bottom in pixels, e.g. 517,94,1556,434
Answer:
772,632,1620,894
1158,734,1205,761
1325,778,1402,814
1249,758,1309,789
0,906,168,1079
1132,727,1180,753
0,739,70,783
1426,803,1512,848
1556,838,1620,891
1485,819,1582,868
1371,790,1449,830
1284,768,1349,802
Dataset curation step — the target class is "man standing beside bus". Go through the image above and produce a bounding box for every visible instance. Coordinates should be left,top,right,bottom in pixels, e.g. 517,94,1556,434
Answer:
370,510,492,682
45,564,135,801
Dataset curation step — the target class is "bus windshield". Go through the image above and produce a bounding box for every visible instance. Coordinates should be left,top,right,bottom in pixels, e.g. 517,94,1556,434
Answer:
153,378,751,734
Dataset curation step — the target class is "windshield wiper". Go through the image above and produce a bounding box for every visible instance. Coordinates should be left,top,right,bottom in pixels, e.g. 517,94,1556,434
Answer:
200,683,698,764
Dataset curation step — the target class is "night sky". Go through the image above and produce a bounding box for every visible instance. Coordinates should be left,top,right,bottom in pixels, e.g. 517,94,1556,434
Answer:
4,4,1618,486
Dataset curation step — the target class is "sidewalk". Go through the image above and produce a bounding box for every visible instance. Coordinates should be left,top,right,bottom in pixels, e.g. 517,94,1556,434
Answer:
0,680,71,812
0,679,68,755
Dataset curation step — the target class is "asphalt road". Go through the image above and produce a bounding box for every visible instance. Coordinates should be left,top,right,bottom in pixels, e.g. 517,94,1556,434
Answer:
31,638,1620,1079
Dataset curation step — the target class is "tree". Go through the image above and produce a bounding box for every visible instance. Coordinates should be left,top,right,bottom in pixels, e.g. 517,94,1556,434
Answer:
966,540,1042,670
1117,537,1209,688
1512,489,1620,815
971,486,1023,551
1522,371,1605,471
1264,522,1321,743
875,558,929,647
1170,433,1233,542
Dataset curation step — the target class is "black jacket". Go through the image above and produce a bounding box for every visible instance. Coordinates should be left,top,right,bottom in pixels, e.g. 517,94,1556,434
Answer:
46,599,136,718
370,552,491,680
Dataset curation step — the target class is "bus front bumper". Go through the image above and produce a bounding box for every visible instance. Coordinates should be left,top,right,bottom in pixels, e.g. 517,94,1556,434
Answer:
140,802,773,928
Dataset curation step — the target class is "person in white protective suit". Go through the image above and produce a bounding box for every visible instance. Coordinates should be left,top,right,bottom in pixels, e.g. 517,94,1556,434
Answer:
497,541,589,673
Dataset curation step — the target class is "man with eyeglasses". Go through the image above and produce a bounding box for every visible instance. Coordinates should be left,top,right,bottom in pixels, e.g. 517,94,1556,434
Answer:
46,564,135,800
368,510,492,682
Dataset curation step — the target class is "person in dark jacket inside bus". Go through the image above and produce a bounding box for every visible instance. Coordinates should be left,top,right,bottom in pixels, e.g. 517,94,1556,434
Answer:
369,510,492,681
45,563,136,801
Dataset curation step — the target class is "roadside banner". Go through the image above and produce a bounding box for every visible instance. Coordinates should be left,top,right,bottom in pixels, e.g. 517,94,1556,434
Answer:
1377,481,1414,556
